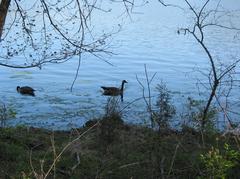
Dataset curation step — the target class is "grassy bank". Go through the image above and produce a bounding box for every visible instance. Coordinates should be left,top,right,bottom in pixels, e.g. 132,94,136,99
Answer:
1,117,240,178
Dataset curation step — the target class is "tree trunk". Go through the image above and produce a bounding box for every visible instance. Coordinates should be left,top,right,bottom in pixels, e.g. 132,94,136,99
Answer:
0,0,11,40
201,80,219,130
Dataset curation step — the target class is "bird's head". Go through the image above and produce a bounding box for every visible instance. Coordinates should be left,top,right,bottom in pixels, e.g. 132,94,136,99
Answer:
16,86,20,92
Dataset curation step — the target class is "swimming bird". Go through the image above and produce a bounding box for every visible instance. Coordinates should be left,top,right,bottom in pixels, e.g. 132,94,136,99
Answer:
16,86,35,96
101,80,128,101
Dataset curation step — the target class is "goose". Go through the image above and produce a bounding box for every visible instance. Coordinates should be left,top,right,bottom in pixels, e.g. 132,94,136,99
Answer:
16,86,35,96
101,80,128,101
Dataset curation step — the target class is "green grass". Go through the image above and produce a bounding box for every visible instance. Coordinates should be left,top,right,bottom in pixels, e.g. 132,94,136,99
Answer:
0,121,239,178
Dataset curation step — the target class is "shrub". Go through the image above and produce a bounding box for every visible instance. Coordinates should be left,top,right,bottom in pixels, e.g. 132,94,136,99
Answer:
183,97,217,133
99,97,124,144
200,143,240,178
0,102,17,127
152,82,175,131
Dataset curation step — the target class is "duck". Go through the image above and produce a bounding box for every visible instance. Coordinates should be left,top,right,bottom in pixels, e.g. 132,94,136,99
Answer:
16,86,35,96
101,80,128,101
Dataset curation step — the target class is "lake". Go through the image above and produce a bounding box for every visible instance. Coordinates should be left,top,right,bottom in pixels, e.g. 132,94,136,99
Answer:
1,1,240,130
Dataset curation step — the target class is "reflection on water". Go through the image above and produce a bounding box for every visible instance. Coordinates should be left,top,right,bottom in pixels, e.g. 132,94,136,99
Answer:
0,1,240,130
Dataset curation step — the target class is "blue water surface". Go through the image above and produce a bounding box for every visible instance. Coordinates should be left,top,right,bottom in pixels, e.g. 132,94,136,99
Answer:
1,1,240,130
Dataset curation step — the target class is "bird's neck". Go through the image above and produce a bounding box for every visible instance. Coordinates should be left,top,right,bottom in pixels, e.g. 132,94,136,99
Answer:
121,82,125,91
